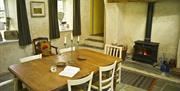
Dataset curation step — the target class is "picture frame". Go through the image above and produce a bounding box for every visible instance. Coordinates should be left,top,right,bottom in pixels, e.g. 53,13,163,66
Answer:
30,1,45,17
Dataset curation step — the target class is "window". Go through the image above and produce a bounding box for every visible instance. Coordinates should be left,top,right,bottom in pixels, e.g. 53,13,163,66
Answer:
0,0,7,42
0,0,18,43
57,0,73,32
0,0,6,30
58,0,64,12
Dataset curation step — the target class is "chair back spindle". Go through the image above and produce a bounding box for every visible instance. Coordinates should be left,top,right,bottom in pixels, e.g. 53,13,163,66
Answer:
104,44,123,58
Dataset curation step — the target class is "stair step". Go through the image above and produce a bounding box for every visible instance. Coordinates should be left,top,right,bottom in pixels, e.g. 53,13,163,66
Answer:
91,33,104,36
85,38,104,43
84,39,104,48
87,36,104,41
79,44,104,53
80,44,104,50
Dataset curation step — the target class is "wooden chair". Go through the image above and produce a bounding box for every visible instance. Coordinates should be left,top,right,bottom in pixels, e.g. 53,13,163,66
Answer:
91,61,117,91
0,78,17,91
67,72,94,91
59,47,75,54
104,44,123,58
19,54,42,63
104,44,123,84
32,37,58,56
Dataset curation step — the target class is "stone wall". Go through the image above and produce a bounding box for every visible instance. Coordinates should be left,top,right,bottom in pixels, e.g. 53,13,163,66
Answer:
104,0,180,62
0,0,90,73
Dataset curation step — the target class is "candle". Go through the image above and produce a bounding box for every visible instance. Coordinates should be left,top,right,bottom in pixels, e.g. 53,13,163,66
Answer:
77,36,80,42
71,33,73,40
64,37,67,44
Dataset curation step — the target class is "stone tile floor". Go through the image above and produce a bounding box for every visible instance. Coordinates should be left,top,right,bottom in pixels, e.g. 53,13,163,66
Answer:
116,55,180,91
116,83,146,91
115,77,180,91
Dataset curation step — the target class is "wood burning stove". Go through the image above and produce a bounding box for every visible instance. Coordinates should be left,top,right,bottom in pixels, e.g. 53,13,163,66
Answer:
132,40,159,64
132,2,159,65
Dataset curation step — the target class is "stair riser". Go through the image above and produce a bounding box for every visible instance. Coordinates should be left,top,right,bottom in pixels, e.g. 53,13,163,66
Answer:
84,40,104,48
79,47,104,53
88,36,104,41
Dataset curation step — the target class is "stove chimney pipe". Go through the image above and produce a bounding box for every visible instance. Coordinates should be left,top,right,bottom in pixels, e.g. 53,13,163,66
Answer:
145,2,155,42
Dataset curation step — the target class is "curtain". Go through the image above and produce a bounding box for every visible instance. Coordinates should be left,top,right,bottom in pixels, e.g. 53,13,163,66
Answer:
73,0,81,36
17,0,31,46
48,0,60,39
0,33,2,41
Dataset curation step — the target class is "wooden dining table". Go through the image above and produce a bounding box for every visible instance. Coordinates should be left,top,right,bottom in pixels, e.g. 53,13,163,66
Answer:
8,49,121,91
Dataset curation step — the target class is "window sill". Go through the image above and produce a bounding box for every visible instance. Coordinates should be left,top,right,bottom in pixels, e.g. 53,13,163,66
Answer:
0,40,18,44
60,29,72,33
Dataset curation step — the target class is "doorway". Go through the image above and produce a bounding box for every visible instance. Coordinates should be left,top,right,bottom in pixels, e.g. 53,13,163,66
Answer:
90,0,104,36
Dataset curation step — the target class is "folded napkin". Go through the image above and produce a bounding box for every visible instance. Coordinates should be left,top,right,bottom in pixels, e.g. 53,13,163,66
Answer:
59,66,80,77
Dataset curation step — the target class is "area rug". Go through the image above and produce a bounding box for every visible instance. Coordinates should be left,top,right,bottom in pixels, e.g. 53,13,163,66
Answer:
121,69,156,90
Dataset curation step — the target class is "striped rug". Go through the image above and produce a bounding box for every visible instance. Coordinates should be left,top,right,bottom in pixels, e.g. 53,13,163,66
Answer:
121,69,156,90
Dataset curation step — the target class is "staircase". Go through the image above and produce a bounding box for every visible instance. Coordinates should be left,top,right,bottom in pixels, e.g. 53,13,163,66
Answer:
80,34,104,53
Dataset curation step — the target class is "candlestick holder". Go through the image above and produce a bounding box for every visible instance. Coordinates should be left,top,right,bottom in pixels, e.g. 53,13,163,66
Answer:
64,43,67,48
77,41,79,49
67,39,75,65
76,41,79,58
76,41,86,61
70,40,73,53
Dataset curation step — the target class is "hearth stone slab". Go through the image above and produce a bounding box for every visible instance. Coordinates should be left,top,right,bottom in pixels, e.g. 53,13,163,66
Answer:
122,58,180,84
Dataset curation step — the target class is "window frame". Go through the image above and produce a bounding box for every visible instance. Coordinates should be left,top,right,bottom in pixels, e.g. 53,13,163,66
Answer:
0,0,18,44
0,0,6,29
57,0,73,32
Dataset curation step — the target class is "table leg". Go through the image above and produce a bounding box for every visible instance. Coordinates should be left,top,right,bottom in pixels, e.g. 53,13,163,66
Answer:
17,79,23,91
13,78,17,91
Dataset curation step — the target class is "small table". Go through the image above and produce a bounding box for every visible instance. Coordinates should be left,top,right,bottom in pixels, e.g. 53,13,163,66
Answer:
9,49,120,91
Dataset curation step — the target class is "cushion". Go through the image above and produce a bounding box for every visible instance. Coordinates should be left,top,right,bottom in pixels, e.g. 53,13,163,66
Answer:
39,41,51,56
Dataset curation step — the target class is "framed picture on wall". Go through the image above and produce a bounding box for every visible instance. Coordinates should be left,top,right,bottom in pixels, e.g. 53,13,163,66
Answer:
30,1,45,17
